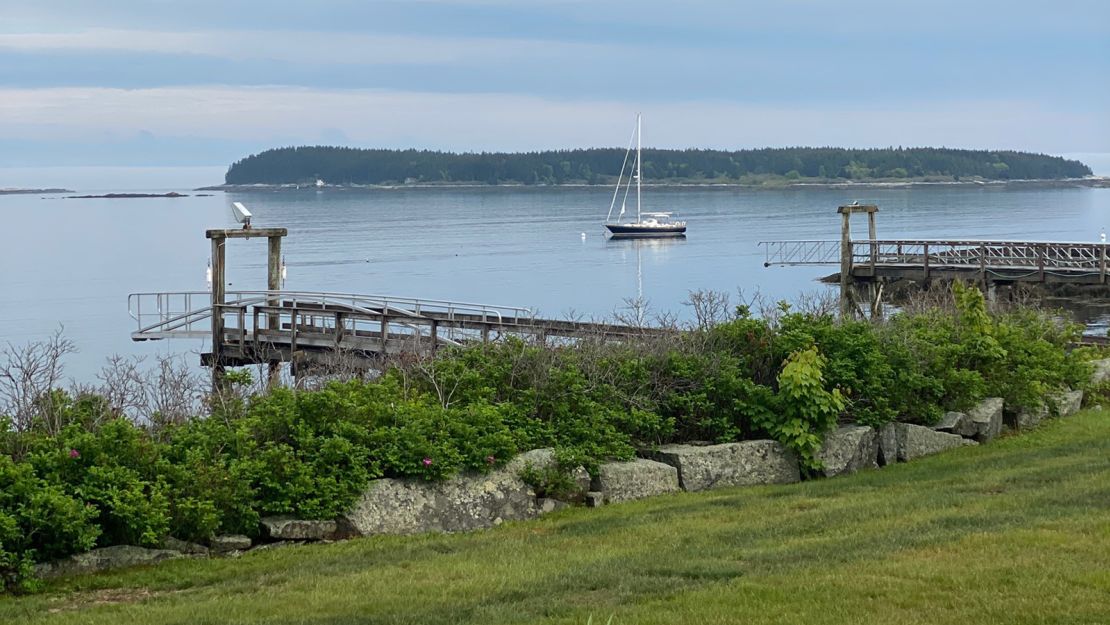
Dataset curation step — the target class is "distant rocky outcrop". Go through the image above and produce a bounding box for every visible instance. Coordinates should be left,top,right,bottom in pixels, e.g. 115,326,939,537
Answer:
65,192,188,199
0,187,72,195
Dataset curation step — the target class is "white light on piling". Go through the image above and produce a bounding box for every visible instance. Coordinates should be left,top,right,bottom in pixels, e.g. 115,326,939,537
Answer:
205,260,212,292
281,256,287,288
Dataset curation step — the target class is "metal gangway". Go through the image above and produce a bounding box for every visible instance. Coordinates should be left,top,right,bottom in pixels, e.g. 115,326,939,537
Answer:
760,239,1110,283
129,290,669,369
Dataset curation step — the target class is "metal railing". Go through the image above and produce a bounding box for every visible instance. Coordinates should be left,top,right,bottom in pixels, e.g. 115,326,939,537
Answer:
761,239,1110,277
128,290,536,341
847,240,1106,272
760,240,840,266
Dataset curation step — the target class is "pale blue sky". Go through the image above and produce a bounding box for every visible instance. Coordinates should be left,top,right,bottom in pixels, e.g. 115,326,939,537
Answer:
1,0,1107,166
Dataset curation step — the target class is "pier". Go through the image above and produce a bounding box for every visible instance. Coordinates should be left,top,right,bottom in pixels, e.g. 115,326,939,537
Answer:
760,204,1110,316
129,289,662,372
129,227,669,384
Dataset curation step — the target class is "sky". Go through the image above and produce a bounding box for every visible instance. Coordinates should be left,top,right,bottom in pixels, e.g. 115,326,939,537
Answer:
1,0,1108,167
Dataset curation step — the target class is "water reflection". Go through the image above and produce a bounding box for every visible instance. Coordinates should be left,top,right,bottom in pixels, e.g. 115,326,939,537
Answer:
605,236,688,323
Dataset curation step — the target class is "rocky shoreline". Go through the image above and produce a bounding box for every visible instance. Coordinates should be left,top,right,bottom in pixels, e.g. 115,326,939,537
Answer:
65,192,191,199
197,177,1110,192
0,188,72,195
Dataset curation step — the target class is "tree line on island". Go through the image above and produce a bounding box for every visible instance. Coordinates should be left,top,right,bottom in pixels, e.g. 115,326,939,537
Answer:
224,146,1092,186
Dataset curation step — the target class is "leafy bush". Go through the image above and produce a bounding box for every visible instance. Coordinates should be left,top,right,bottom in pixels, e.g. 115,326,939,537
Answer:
761,347,845,472
774,313,895,427
0,284,1097,592
0,455,99,592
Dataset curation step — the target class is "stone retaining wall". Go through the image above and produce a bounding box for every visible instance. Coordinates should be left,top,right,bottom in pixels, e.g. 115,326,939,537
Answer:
37,375,1097,580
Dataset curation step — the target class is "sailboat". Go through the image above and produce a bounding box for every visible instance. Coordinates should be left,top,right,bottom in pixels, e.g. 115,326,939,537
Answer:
604,113,687,238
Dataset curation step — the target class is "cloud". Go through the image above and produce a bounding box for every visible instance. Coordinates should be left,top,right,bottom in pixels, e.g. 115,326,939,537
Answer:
0,86,1103,156
1,1,1105,163
0,29,617,66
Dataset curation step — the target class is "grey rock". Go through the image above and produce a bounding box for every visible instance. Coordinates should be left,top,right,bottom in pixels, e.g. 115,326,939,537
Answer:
37,545,183,579
211,534,252,553
881,423,976,462
934,411,975,437
1049,389,1083,418
967,398,1004,442
817,426,878,477
646,440,801,491
595,458,680,503
1089,358,1110,385
163,536,209,556
878,423,900,465
585,491,605,508
537,497,569,514
341,448,557,536
1007,403,1048,431
248,541,304,553
570,466,592,494
260,517,338,541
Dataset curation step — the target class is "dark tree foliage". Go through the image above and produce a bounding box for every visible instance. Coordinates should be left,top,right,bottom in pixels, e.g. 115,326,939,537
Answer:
224,146,1091,185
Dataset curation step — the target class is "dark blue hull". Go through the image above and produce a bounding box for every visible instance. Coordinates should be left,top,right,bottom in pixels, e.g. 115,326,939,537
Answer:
605,223,687,238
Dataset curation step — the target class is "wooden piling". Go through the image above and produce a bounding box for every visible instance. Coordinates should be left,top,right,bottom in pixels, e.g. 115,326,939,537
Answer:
205,227,287,390
837,204,879,319
267,235,282,387
209,237,226,392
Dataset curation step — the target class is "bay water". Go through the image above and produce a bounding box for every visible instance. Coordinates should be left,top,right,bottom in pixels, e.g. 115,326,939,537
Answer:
2,166,1109,380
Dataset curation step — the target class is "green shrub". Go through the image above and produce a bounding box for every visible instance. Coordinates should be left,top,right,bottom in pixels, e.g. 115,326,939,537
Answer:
27,418,170,548
0,456,99,592
1,284,1096,592
987,308,1086,411
655,351,774,442
760,347,845,472
774,313,895,427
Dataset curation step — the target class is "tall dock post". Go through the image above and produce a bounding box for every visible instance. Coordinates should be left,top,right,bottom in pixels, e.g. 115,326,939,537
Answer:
837,204,879,319
206,226,288,391
210,236,227,392
267,234,282,387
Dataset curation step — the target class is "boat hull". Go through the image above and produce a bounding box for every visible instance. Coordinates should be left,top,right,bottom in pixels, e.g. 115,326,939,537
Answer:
605,223,687,238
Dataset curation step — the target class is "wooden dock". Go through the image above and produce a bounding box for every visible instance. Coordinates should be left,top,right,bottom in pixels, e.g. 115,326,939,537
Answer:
131,224,673,385
761,238,1110,285
760,203,1110,316
128,290,671,372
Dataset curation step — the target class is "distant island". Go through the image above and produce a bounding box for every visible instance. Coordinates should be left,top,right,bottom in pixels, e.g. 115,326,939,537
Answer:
215,146,1094,188
0,188,72,195
65,192,189,199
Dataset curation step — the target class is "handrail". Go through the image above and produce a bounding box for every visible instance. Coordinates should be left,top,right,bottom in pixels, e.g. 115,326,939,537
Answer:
761,239,1110,268
128,290,536,339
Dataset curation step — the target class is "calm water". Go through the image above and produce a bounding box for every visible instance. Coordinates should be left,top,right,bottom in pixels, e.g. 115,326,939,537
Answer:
2,167,1109,379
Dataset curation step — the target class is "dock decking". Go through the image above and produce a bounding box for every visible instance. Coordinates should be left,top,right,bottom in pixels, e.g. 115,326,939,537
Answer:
129,290,671,371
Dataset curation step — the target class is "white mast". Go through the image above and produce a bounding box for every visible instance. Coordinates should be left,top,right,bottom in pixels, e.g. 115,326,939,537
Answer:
636,112,642,223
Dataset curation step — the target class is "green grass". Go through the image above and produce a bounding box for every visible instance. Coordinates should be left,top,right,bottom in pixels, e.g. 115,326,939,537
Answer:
4,411,1110,625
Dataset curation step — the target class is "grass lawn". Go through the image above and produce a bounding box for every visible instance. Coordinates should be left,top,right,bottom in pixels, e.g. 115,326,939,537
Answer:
3,410,1109,625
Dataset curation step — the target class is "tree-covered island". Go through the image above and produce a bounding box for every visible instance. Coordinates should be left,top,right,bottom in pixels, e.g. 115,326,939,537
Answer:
222,146,1093,186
